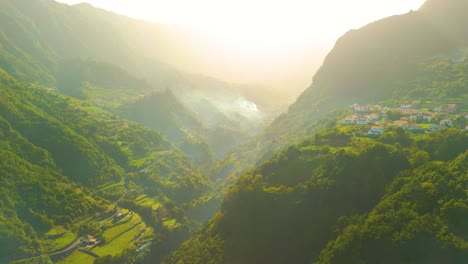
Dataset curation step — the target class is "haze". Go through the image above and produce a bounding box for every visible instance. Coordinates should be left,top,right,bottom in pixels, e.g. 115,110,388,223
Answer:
55,0,426,96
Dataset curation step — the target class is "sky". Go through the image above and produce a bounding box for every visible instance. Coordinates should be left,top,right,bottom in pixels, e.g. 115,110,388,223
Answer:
55,0,426,95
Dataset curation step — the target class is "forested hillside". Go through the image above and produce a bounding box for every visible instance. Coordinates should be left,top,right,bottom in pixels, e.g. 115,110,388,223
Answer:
0,69,212,263
165,127,468,263
0,0,278,140
165,0,468,263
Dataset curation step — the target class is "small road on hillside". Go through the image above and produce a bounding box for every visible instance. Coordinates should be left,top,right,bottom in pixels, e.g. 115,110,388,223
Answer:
140,151,172,172
46,236,83,256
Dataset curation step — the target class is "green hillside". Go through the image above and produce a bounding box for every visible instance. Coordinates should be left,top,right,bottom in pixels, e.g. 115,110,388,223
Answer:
164,127,468,263
0,0,466,263
0,70,212,263
0,0,275,142
164,0,468,262
118,90,215,164
206,0,468,202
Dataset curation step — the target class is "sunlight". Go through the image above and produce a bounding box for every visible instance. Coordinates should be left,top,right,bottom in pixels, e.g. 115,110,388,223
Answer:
55,0,426,89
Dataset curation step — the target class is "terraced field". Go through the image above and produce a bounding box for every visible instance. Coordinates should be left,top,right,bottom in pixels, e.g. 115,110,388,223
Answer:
56,210,153,263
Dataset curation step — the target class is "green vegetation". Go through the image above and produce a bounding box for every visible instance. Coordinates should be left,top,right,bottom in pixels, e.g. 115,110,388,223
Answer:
0,69,211,263
165,127,468,263
0,0,467,263
0,0,263,161
118,90,216,165
317,153,468,263
43,227,77,252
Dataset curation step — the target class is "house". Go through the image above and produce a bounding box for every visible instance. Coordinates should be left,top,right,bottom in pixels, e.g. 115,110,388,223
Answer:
409,112,435,123
401,116,410,121
343,114,358,125
406,125,425,133
394,120,409,127
400,108,419,115
420,112,435,122
84,235,98,245
409,115,418,122
428,125,442,132
447,104,457,113
401,104,413,109
440,119,453,127
354,105,371,113
356,117,369,125
368,126,384,135
366,113,380,122
457,112,468,119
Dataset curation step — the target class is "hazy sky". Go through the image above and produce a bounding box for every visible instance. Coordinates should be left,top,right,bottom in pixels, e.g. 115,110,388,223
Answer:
55,0,426,94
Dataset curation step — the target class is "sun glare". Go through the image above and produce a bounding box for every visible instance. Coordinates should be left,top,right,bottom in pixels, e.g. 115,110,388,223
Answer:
55,0,426,89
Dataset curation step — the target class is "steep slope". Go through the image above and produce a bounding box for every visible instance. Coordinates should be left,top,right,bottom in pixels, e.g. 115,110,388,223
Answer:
317,152,468,264
274,0,467,138
0,70,212,262
209,0,468,186
56,58,151,103
0,115,103,262
0,0,279,131
118,90,214,163
0,70,122,185
164,128,468,264
164,0,468,262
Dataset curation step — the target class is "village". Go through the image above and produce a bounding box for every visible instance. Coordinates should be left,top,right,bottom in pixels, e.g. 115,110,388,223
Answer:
341,101,468,136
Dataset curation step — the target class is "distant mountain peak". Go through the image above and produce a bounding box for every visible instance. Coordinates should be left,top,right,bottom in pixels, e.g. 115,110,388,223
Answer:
419,0,467,13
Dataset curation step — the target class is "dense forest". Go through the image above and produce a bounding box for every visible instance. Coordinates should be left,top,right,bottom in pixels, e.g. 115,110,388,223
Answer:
165,128,468,263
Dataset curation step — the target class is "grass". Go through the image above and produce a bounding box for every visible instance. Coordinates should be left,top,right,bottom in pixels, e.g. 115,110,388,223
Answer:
417,123,434,129
98,180,124,191
43,226,77,252
136,195,161,210
12,255,53,264
101,213,141,242
163,218,180,230
58,211,148,263
56,250,95,264
92,223,143,256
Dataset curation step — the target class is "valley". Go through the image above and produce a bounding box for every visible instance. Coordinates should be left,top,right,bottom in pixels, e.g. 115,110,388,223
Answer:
1,0,467,263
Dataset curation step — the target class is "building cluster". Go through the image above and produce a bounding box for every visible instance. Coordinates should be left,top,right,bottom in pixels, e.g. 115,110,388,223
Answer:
342,102,467,136
343,104,382,125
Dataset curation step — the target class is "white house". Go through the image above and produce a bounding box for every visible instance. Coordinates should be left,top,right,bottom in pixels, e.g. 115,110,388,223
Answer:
366,113,380,122
440,119,453,127
368,126,384,135
394,120,409,127
356,117,369,125
343,114,358,125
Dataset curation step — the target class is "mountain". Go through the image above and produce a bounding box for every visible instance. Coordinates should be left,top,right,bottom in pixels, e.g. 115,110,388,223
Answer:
209,0,468,186
278,0,467,134
317,151,468,264
164,127,468,263
0,70,213,263
118,90,215,164
0,0,279,137
178,0,468,230
164,0,468,263
55,58,151,102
